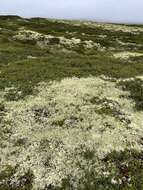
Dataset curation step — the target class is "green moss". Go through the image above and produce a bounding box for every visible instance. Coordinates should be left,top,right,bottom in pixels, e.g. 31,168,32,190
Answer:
97,106,115,116
0,168,34,190
52,119,65,127
0,102,5,124
49,150,143,190
102,150,143,190
0,103,5,112
14,138,27,147
119,79,143,110
0,165,15,181
82,149,95,160
17,170,34,190
0,165,16,190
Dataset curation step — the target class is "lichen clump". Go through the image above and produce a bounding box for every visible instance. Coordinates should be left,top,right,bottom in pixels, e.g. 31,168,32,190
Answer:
13,29,104,51
113,52,143,60
0,77,143,189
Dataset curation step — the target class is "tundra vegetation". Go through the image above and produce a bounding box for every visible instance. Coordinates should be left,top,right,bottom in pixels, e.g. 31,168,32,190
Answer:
0,15,143,190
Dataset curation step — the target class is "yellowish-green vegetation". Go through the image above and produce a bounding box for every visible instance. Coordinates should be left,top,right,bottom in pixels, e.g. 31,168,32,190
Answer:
0,15,143,190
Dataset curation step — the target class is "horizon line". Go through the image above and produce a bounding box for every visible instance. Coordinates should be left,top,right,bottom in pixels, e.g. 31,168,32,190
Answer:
0,14,143,25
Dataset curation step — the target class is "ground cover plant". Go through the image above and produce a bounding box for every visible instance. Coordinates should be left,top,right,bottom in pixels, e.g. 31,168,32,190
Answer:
0,15,143,190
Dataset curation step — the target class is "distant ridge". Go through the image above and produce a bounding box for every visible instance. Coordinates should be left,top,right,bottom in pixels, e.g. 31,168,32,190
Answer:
0,14,143,26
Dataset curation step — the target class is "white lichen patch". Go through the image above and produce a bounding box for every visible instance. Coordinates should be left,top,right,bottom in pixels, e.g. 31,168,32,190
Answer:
0,77,143,189
84,40,106,51
136,75,143,81
13,29,105,51
56,20,143,34
27,55,37,59
82,22,143,34
13,29,80,48
113,52,143,60
116,39,143,48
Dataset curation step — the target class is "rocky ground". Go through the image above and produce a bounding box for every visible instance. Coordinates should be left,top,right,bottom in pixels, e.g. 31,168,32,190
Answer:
0,16,143,190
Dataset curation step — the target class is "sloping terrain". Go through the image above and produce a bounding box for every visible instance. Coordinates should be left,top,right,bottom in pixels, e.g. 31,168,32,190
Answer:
0,16,143,190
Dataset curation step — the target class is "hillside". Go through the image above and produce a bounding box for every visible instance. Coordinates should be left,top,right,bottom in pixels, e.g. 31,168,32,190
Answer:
0,16,143,190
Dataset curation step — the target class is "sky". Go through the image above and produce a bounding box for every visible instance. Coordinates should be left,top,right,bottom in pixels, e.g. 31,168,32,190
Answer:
0,0,143,24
